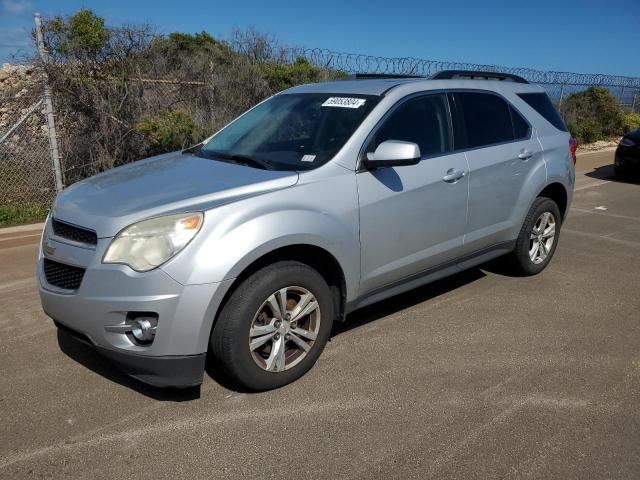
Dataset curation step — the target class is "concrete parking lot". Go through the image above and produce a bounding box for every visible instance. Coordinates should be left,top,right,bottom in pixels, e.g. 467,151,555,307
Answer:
1,150,638,479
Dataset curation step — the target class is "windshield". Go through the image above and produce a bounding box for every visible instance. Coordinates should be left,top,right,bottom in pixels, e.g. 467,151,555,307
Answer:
199,93,380,171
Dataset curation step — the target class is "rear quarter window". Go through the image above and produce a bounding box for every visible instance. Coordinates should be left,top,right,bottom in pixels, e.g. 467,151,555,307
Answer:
517,92,568,132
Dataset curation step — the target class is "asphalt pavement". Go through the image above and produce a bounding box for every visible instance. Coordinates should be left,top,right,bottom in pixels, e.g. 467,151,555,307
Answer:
1,149,638,479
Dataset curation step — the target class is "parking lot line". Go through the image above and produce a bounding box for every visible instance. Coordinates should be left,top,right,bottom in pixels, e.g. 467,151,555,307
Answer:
573,180,611,191
571,208,640,223
562,228,640,247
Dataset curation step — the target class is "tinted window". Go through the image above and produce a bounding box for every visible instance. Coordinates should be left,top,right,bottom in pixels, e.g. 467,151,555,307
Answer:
510,106,530,139
450,92,514,149
367,94,451,157
517,92,568,132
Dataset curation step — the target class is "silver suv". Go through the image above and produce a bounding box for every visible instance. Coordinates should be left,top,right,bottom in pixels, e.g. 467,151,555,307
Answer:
38,71,575,390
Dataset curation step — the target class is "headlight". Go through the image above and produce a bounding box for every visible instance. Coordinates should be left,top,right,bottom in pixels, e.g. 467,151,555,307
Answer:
620,137,635,147
103,212,203,272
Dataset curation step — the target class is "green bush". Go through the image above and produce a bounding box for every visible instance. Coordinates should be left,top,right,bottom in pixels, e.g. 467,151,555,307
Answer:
136,109,206,154
149,31,233,68
623,112,640,133
562,86,625,143
0,203,49,227
567,120,603,144
44,9,110,60
259,57,346,92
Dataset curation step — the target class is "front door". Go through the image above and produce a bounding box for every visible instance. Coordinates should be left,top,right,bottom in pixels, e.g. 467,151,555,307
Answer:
357,93,469,294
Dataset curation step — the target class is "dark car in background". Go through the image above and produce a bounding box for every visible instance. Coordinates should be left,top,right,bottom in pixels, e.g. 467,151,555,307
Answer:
615,128,640,176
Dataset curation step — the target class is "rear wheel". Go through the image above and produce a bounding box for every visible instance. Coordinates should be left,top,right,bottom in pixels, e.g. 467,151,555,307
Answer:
510,197,561,276
210,261,334,391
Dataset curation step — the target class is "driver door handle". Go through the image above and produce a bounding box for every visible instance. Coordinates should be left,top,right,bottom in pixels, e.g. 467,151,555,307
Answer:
442,168,466,183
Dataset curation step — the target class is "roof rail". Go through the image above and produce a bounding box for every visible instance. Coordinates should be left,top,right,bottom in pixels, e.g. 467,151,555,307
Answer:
349,73,425,80
432,70,529,84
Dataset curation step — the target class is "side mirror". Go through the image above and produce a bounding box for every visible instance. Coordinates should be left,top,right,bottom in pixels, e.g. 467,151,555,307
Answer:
364,140,421,168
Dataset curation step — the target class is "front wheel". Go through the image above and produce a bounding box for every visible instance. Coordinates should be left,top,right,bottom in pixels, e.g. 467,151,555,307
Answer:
210,261,334,391
509,197,562,276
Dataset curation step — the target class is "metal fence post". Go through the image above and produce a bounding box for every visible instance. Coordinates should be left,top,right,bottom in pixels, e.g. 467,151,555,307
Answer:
632,92,638,113
558,83,565,108
34,12,64,192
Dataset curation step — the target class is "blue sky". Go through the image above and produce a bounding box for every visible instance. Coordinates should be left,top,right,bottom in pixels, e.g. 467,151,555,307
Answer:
1,0,638,77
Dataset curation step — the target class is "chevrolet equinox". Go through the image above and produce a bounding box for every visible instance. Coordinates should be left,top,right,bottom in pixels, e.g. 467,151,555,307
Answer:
38,70,576,390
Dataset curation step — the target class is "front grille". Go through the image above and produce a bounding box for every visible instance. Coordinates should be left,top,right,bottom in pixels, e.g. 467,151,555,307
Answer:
51,218,97,246
43,259,86,290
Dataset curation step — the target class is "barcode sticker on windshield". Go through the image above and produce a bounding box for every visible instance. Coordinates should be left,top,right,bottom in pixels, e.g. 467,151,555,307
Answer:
321,97,366,108
301,154,316,162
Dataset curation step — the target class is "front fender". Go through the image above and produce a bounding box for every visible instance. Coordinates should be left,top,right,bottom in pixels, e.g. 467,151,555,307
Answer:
161,205,360,301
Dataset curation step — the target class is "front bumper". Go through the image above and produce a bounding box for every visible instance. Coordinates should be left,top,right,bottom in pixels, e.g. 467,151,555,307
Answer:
38,222,234,388
56,320,206,387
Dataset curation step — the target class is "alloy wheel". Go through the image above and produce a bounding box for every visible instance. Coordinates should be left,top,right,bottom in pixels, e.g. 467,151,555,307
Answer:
248,286,321,372
529,211,556,264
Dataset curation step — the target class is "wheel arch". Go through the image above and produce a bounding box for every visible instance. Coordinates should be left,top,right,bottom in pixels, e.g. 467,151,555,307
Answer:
537,182,569,221
213,244,348,333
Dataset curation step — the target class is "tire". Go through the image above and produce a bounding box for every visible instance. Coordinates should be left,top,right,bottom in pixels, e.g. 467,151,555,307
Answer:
509,197,562,276
210,260,335,391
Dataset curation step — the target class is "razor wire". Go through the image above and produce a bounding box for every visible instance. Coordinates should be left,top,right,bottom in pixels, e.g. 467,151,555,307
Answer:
284,48,640,89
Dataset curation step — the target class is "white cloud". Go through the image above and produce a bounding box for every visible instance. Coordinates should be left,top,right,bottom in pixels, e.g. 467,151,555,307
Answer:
1,0,33,15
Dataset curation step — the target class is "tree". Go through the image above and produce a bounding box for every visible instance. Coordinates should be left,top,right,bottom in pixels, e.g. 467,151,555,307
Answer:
42,9,110,61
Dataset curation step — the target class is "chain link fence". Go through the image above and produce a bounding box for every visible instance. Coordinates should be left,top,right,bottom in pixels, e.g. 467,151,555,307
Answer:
0,65,57,223
54,77,215,185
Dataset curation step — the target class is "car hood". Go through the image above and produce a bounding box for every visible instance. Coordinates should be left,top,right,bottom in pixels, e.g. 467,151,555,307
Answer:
51,151,299,238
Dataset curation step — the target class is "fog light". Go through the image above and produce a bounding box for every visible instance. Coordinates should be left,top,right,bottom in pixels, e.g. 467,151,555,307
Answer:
131,317,157,343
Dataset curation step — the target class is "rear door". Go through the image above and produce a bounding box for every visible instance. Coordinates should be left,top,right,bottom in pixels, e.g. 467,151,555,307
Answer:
449,91,542,254
357,93,469,294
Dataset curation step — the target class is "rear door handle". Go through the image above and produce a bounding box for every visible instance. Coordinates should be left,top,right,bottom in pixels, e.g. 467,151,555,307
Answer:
518,150,533,160
442,168,466,183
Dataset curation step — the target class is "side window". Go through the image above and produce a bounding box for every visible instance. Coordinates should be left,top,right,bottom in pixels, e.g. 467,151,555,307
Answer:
450,92,514,149
367,94,451,158
510,106,531,139
517,92,568,132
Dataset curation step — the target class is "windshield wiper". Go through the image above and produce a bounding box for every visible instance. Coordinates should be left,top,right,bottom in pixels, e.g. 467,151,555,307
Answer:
182,143,203,155
192,148,273,170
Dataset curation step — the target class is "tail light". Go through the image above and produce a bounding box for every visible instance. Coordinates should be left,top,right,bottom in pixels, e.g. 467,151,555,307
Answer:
569,137,577,164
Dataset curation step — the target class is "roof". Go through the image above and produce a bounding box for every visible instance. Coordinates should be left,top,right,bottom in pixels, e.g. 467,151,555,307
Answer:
283,77,544,97
285,78,415,96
